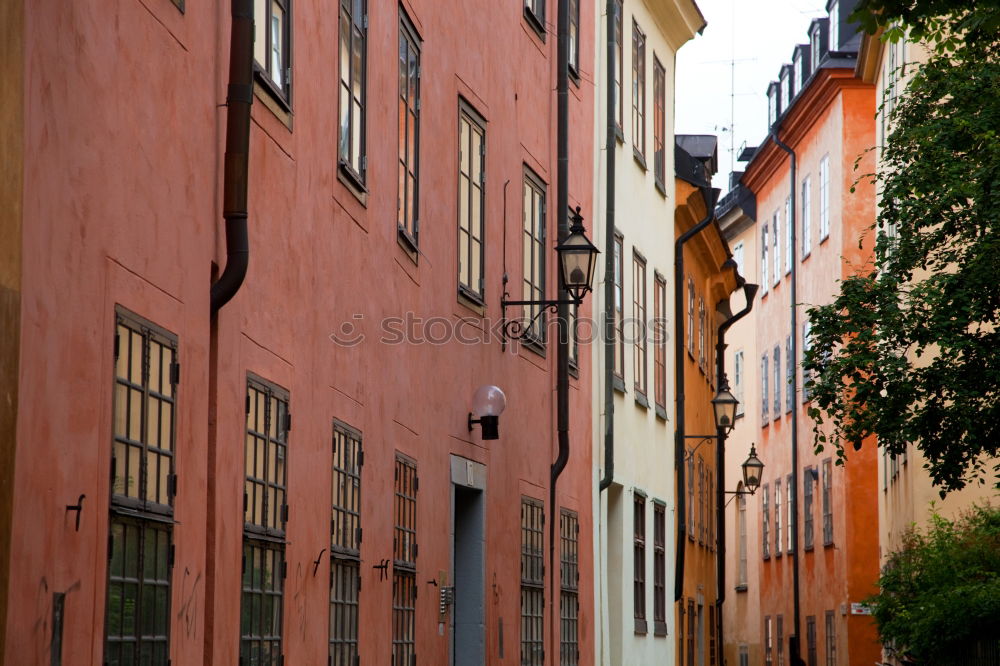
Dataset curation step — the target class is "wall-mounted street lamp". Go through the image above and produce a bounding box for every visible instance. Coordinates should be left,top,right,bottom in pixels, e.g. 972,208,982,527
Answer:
468,384,507,440
500,207,599,344
739,445,764,495
711,381,739,433
684,386,764,497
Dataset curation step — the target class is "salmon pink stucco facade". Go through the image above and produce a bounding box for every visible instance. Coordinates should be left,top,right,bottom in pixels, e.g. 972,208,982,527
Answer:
0,1,595,664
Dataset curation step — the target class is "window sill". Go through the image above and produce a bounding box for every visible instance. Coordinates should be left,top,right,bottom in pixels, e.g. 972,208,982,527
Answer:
457,288,486,316
634,391,649,410
763,554,770,561
762,419,770,428
653,621,668,637
522,336,547,359
802,250,811,262
612,375,626,394
569,359,579,379
654,178,667,198
569,67,581,88
804,544,814,552
734,584,748,593
171,0,184,12
823,540,834,548
633,148,647,171
523,7,546,42
615,125,624,144
820,233,830,244
337,163,368,207
634,618,648,635
253,78,293,131
397,228,419,265
655,404,667,421
735,411,745,420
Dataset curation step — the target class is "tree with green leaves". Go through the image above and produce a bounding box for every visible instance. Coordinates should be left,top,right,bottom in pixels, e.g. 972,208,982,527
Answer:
803,6,1000,492
865,505,1000,664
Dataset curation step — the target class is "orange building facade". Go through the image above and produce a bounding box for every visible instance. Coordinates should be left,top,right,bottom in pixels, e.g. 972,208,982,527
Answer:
0,1,595,665
735,5,881,665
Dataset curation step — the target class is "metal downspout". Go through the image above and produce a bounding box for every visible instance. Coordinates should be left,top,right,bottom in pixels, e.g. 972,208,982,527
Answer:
598,0,616,494
210,0,253,313
674,186,721,602
772,128,803,665
715,280,759,666
550,0,571,660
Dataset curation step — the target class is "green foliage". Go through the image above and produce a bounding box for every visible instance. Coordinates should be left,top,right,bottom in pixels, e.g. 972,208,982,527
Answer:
803,13,1000,492
866,505,1000,663
851,1,1000,52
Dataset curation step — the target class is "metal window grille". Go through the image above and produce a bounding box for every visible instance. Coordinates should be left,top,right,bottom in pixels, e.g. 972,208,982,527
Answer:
397,10,421,246
521,498,545,666
653,274,667,409
560,510,579,666
330,422,362,665
613,234,625,378
633,494,646,629
686,599,695,666
633,253,647,395
825,610,836,666
804,469,814,550
653,503,666,632
807,615,818,666
458,103,487,301
762,484,770,558
393,456,417,665
522,169,547,344
242,377,288,665
106,310,177,665
765,616,773,666
631,20,646,156
338,0,367,183
653,58,666,185
613,0,623,128
822,459,833,544
240,539,285,665
253,0,291,99
774,479,782,557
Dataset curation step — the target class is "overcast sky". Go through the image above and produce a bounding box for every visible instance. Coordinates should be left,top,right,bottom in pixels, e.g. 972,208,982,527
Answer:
675,0,830,191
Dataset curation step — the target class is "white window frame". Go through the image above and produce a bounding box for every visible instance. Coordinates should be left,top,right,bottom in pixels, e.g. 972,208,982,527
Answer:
784,196,792,274
772,212,780,287
819,155,830,239
801,175,812,256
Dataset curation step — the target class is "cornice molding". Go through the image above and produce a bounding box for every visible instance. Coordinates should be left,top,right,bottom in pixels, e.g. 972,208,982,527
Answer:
648,0,706,51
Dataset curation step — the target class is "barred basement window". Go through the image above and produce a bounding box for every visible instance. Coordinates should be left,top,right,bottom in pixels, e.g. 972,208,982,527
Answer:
458,102,487,302
106,310,178,665
339,0,367,186
393,456,418,666
330,422,363,665
521,497,545,666
653,502,667,635
560,509,579,666
397,9,422,247
633,494,647,632
242,377,289,664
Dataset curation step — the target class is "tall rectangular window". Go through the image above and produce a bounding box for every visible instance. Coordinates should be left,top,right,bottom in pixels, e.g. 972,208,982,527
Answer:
633,494,647,632
106,311,178,665
785,196,792,274
733,241,745,276
653,57,666,186
765,616,773,666
631,20,646,158
761,226,769,295
761,354,769,422
397,11,421,246
523,169,547,345
774,478,782,558
653,274,667,411
777,615,785,666
698,298,707,371
802,319,812,401
807,616,818,666
829,1,840,49
737,495,748,585
568,0,580,77
762,484,770,558
801,176,812,255
653,502,667,634
804,467,815,550
709,604,717,666
687,278,695,357
734,350,745,415
633,253,648,397
825,610,837,666
697,459,705,544
339,0,367,184
330,422,362,665
521,498,545,666
254,0,291,101
458,103,486,301
773,346,781,417
678,603,686,664
785,335,793,411
740,645,750,666
822,458,833,544
524,0,545,32
819,155,830,239
560,510,580,666
786,475,794,553
393,456,418,665
687,599,695,666
614,233,625,378
613,0,623,131
811,26,821,71
687,456,695,541
772,212,780,286
242,378,290,664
